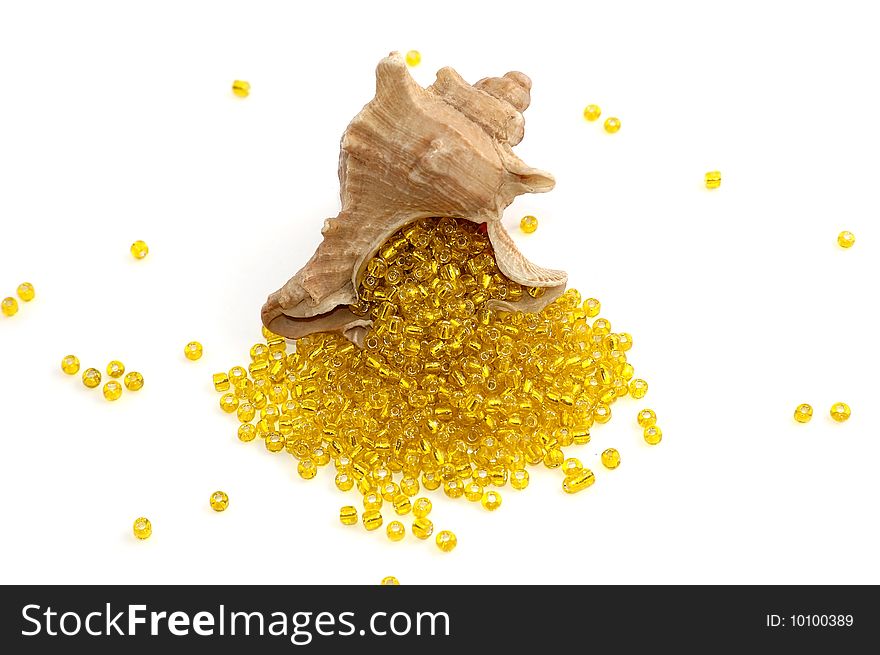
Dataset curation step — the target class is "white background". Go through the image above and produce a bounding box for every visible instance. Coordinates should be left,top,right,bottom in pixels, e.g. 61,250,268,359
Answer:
1,0,877,585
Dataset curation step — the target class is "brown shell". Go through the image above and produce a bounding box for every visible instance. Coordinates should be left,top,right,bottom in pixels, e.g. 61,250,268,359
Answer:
262,52,567,342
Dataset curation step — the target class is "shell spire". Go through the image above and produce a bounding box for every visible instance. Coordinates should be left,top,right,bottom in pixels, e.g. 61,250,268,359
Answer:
262,52,566,341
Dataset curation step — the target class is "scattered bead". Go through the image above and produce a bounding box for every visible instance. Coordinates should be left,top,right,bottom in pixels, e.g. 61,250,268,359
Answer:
637,408,656,428
830,402,851,423
1,297,18,317
298,459,318,480
16,282,35,302
133,517,152,540
392,494,412,515
362,509,383,531
583,297,600,318
604,117,621,133
644,425,662,445
583,104,601,121
837,230,855,248
793,404,813,424
210,491,229,512
481,490,502,511
412,517,434,539
103,381,122,401
561,457,582,476
130,240,149,259
232,80,250,98
436,530,457,553
61,355,80,375
185,341,203,361
265,432,285,452
386,520,406,541
601,448,620,469
464,482,483,502
405,50,421,67
219,393,238,413
510,469,529,490
213,372,230,392
335,472,354,492
82,368,102,388
363,491,383,511
412,497,432,519
107,361,125,378
124,372,144,391
629,379,648,399
238,423,256,442
381,576,400,585
340,505,358,526
520,215,538,234
562,468,595,493
705,171,722,189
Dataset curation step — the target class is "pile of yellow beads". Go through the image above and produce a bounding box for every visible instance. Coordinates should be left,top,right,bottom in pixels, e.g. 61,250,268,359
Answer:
214,217,655,545
62,356,144,401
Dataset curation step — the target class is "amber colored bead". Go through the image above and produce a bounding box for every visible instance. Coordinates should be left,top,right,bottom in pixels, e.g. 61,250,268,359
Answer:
601,448,620,469
16,282,35,302
510,469,530,490
210,372,229,392
561,457,582,476
298,458,318,480
412,517,434,540
381,576,399,585
103,381,122,401
412,497,432,518
594,403,611,424
465,482,483,502
629,379,648,399
106,361,125,378
238,423,256,442
793,404,813,424
219,393,238,413
637,408,656,428
830,402,851,423
392,494,412,515
340,505,358,526
563,468,595,493
386,520,406,541
1,297,17,317
705,171,721,189
400,476,419,496
335,472,354,492
543,448,564,469
61,355,80,375
436,530,457,552
362,509,383,531
232,80,250,97
184,341,203,361
130,240,149,259
82,368,101,388
210,491,229,511
421,471,441,491
837,231,855,248
604,117,621,133
405,50,421,67
583,104,601,121
363,491,383,511
133,517,152,540
520,215,538,234
481,490,502,511
236,402,255,422
644,425,662,445
265,432,285,452
443,478,465,499
124,372,144,391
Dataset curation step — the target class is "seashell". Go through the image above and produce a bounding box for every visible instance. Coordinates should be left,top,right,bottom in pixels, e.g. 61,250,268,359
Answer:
262,52,567,342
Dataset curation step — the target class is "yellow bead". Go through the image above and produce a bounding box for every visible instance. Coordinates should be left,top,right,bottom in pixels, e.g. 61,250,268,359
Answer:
481,490,502,511
61,355,80,375
436,530,457,553
184,341,203,361
563,468,595,493
593,402,611,424
412,516,434,540
2,297,18,317
386,520,406,541
520,215,538,234
637,408,656,428
793,404,813,424
543,448,564,469
133,517,152,540
510,468,529,490
236,402,255,422
837,230,855,248
82,367,101,388
830,402,851,423
210,490,229,511
392,494,412,515
238,423,256,442
601,448,621,469
265,432,285,452
644,425,662,445
298,458,318,480
219,393,238,413
212,372,230,392
124,371,144,391
362,509,383,531
130,240,149,259
443,478,465,499
629,379,648,399
363,491,383,511
381,576,399,585
464,482,483,502
604,117,621,133
583,297,600,318
106,360,125,378
400,476,419,496
103,381,122,401
421,471,441,491
561,457,582,476
232,80,250,97
705,171,722,189
405,50,421,67
16,282,35,302
412,497,432,518
335,471,354,491
340,505,358,526
583,104,601,121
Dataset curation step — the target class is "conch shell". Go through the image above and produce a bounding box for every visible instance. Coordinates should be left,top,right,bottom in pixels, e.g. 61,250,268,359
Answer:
262,51,567,342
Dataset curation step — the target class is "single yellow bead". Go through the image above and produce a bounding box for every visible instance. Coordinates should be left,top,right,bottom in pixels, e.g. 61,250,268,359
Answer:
392,494,412,515
604,117,621,133
82,367,101,388
637,408,656,428
793,404,813,424
400,476,419,496
629,379,648,399
265,432,285,452
830,402,851,423
340,505,358,526
363,491,383,511
106,360,125,378
2,297,18,317
238,423,256,442
464,482,483,502
583,297,601,318
421,471,441,491
297,458,318,480
481,490,502,511
335,471,354,491
563,468,595,493
103,381,122,401
123,371,144,391
386,520,406,542
705,171,722,189
436,530,457,553
232,80,250,98
16,282,35,302
210,490,229,512
61,355,80,375
405,50,421,67
561,457,582,476
543,448,564,469
412,497,432,518
520,215,538,234
601,448,621,469
130,240,149,259
583,104,601,121
219,393,238,413
133,517,152,540
213,372,230,392
362,509,383,531
644,425,663,445
510,468,529,490
593,402,611,424
184,341,203,361
381,576,400,586
443,478,465,499
412,516,434,540
837,230,855,248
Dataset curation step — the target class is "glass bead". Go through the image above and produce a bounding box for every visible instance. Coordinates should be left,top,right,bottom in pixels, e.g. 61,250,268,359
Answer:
386,520,406,541
362,509,383,531
644,425,662,445
185,341,203,361
793,404,812,424
510,469,529,490
363,492,383,511
637,408,656,428
601,448,620,469
106,360,125,378
124,371,144,391
593,403,611,424
381,482,400,502
412,497,432,518
412,517,434,539
335,472,354,492
443,478,464,499
481,490,502,511
436,530,457,553
82,368,101,388
16,282,35,302
464,482,483,501
130,240,149,259
133,517,152,540
1,297,17,317
265,432,285,452
232,80,250,97
837,230,855,248
340,505,358,526
405,50,421,67
629,379,648,399
392,494,412,515
563,468,595,493
830,402,851,423
583,104,601,121
103,381,122,401
543,448,564,469
381,576,399,585
604,117,621,133
238,423,256,442
400,476,419,496
705,171,721,189
219,393,238,413
561,457,582,476
213,372,230,392
520,215,538,234
210,491,229,511
421,471,441,491
297,459,318,479
61,355,80,375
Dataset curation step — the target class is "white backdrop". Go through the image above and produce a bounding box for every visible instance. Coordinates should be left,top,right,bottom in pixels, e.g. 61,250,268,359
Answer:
1,0,877,585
